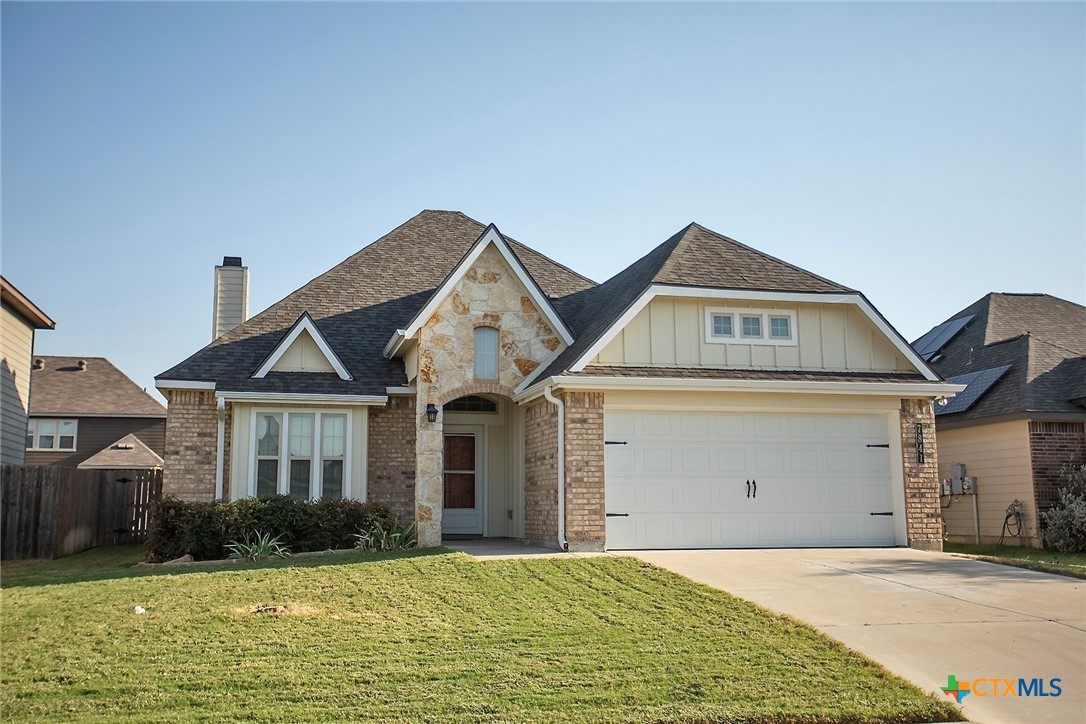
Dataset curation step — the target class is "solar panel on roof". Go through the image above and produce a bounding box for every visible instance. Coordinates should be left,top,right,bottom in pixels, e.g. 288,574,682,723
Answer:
937,365,1012,415
913,315,974,360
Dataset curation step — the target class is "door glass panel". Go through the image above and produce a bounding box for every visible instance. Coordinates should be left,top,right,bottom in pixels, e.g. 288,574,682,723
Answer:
443,434,476,509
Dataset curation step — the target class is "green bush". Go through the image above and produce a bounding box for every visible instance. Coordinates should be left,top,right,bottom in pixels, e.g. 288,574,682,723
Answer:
1044,464,1086,553
147,496,396,562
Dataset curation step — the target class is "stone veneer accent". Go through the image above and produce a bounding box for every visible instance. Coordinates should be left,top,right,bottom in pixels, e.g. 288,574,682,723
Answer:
1029,421,1086,534
523,399,559,545
413,244,568,547
900,398,942,551
162,389,217,501
368,396,417,524
563,392,605,552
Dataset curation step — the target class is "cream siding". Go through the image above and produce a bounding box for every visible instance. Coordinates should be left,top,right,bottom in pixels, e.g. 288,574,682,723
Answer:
268,330,336,373
228,403,368,501
212,266,249,340
936,421,1040,546
1,306,35,465
593,296,915,373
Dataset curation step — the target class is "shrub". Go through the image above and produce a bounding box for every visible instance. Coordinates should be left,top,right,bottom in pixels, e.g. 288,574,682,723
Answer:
1044,464,1086,553
353,519,417,552
226,531,291,561
147,496,397,562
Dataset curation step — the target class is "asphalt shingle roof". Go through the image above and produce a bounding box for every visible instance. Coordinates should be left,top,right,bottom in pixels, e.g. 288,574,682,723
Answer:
918,293,1086,422
77,433,163,469
30,357,166,417
158,211,595,394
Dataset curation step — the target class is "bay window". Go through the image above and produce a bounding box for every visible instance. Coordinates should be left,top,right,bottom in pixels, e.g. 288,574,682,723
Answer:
250,409,350,500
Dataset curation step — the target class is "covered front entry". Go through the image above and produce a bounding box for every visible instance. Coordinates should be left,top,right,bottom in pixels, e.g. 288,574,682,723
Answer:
442,427,483,535
604,408,902,549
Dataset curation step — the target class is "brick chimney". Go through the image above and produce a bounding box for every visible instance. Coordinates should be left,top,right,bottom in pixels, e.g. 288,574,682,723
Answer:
212,256,249,340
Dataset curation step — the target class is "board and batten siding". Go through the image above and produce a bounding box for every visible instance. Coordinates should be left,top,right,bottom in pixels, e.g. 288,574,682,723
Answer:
936,420,1039,546
228,403,368,501
24,417,166,467
593,297,914,373
1,306,35,465
269,332,335,373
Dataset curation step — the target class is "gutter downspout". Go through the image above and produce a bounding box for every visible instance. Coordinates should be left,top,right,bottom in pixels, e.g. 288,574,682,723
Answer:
215,395,226,500
542,386,568,551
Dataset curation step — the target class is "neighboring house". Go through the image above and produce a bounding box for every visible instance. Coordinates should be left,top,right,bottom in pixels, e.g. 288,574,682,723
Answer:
156,211,959,552
26,356,166,469
1,276,55,465
916,293,1086,547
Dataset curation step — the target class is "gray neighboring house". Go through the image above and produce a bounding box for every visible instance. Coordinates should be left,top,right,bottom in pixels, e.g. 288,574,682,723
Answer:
157,211,961,552
917,293,1086,546
1,276,55,465
26,356,166,469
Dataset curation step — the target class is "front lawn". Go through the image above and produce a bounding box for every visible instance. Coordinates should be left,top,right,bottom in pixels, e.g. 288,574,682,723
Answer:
944,542,1086,579
2,547,961,722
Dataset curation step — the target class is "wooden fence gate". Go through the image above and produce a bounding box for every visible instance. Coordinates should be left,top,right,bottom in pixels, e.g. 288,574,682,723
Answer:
0,466,162,560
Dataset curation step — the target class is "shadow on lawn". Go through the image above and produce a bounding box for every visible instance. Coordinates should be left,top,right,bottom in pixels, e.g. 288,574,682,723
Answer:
1,546,453,589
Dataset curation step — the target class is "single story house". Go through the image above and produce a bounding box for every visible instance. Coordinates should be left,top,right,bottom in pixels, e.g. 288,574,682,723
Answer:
26,356,167,469
156,211,960,551
916,293,1086,547
1,276,55,465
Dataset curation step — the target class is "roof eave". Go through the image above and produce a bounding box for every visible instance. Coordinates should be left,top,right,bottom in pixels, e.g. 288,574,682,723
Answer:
1,276,56,329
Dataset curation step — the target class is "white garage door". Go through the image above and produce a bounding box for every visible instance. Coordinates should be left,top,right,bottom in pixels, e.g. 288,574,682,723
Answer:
604,410,897,549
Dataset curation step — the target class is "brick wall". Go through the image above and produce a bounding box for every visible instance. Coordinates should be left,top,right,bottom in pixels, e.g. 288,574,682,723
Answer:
900,398,942,550
221,402,233,499
162,389,217,501
1029,421,1086,532
367,396,417,523
563,391,605,552
523,398,558,545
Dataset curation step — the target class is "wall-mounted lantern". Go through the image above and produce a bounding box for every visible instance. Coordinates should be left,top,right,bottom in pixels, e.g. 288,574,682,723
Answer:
426,403,439,423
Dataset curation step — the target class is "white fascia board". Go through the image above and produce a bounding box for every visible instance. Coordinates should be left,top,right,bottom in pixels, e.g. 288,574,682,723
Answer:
569,284,939,381
385,386,417,395
155,379,216,391
398,226,575,347
513,375,966,404
383,329,409,359
215,391,388,405
252,313,352,381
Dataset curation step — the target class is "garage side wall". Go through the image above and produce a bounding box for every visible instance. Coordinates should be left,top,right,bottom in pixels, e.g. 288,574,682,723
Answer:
523,399,559,547
563,391,605,552
900,398,942,551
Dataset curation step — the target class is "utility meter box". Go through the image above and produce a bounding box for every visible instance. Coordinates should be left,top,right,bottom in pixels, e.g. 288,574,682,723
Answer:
950,476,978,495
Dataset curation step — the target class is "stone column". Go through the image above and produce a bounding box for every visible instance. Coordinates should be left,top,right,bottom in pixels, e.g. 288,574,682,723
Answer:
900,398,943,551
415,383,443,547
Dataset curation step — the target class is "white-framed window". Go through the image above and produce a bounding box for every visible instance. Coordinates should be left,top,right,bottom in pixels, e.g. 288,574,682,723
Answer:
250,409,351,500
474,327,499,380
704,307,797,346
26,419,78,451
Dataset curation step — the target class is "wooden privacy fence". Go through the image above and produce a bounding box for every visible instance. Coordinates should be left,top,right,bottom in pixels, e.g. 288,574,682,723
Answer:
1,466,162,560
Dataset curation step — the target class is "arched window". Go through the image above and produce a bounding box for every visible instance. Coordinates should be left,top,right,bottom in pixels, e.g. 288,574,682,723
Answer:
474,327,498,380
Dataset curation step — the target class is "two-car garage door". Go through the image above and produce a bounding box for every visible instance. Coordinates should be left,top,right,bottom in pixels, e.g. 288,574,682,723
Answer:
604,410,899,549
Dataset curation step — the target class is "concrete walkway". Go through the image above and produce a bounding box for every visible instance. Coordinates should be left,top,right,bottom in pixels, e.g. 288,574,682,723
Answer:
633,548,1085,724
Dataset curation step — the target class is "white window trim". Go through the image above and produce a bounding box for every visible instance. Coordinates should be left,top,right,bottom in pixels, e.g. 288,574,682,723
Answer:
704,307,797,346
248,407,353,500
26,418,79,451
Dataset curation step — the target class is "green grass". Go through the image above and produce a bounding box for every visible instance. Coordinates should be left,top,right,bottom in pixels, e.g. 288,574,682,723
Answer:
944,542,1086,579
2,547,962,723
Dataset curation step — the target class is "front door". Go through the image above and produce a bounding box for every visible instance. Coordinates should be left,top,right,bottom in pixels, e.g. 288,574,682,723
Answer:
442,429,483,535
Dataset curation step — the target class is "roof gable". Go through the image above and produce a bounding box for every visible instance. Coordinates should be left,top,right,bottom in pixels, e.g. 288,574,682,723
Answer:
255,313,350,380
31,357,166,417
78,433,163,469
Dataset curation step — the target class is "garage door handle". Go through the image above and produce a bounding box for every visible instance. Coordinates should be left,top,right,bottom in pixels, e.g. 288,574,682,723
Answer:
606,513,629,518
746,480,750,498
752,479,757,498
869,512,894,516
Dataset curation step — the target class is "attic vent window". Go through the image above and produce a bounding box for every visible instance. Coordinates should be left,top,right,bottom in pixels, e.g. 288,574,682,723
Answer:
705,307,796,346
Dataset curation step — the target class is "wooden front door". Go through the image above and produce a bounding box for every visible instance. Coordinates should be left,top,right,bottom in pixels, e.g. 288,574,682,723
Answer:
442,430,483,535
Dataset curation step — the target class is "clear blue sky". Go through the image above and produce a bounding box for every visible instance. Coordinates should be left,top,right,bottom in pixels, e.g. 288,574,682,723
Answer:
3,2,1083,399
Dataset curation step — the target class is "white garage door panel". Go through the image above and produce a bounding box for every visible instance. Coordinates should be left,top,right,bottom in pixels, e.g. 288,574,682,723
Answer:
605,411,896,550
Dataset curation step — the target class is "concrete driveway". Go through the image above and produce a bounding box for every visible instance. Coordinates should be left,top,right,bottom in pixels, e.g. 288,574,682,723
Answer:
633,548,1085,724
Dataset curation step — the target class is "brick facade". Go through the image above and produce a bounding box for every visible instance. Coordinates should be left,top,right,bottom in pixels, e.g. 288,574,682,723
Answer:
900,398,942,551
523,398,558,546
563,391,605,552
367,396,417,523
162,389,217,501
1029,421,1086,533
